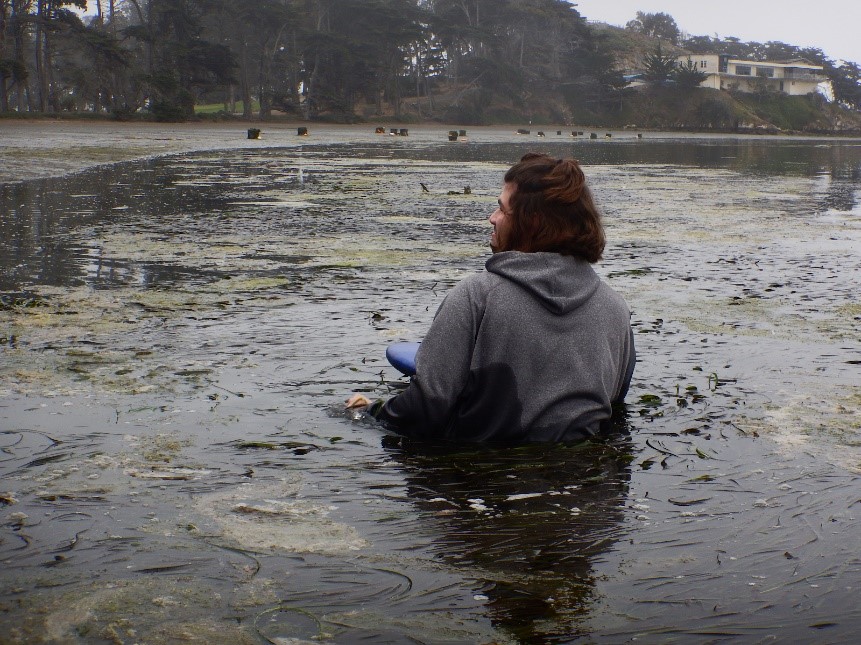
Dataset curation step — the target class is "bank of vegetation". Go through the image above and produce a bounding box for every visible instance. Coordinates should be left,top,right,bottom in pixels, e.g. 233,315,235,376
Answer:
1,1,860,133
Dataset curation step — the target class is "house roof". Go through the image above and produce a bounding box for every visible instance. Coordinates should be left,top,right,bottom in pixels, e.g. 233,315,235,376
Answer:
725,57,823,71
675,53,823,71
775,58,822,68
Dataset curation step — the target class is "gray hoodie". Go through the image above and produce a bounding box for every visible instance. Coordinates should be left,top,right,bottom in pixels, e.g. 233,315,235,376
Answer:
373,251,634,442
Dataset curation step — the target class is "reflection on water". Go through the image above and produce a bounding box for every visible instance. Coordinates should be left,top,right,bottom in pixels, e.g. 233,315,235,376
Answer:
2,135,861,642
387,427,632,642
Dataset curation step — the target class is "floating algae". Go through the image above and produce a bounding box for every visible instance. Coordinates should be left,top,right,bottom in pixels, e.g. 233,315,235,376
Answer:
735,386,861,471
3,135,861,642
32,578,263,645
193,480,368,555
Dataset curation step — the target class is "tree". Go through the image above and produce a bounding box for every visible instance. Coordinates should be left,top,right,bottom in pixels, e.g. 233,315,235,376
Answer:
0,0,12,110
642,42,676,84
295,0,428,119
714,36,753,60
761,40,802,62
57,11,133,114
626,11,679,45
682,34,717,54
203,0,294,119
406,23,445,116
5,0,33,111
829,61,861,110
32,0,87,112
673,56,706,89
137,0,236,121
428,0,496,87
365,0,429,119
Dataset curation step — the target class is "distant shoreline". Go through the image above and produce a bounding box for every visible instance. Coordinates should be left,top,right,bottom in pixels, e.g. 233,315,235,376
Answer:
2,119,860,185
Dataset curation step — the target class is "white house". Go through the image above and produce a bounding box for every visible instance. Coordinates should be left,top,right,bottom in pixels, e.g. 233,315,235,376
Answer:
676,54,826,95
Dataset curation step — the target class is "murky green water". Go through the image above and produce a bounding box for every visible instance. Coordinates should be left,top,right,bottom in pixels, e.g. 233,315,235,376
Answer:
2,135,861,642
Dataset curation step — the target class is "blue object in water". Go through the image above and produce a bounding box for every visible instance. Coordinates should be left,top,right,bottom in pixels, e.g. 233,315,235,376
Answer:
386,342,420,376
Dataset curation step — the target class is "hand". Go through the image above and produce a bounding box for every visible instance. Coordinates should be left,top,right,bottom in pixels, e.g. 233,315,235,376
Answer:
345,394,372,409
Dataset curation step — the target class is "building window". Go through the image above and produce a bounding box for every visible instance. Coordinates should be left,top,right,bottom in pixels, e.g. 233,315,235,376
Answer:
735,65,751,76
756,67,775,78
700,60,708,68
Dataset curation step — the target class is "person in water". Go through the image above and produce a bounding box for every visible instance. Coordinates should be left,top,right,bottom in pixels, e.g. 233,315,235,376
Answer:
347,152,635,442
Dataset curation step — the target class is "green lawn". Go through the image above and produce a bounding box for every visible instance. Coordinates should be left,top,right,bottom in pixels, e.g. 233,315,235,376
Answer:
195,101,259,115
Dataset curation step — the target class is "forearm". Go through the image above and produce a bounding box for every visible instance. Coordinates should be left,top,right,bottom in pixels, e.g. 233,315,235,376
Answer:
369,280,482,437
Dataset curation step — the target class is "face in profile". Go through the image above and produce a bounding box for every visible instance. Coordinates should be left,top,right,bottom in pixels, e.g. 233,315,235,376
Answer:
489,182,516,253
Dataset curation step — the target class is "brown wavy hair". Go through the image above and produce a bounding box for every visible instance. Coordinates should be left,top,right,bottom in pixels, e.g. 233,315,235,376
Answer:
500,152,605,263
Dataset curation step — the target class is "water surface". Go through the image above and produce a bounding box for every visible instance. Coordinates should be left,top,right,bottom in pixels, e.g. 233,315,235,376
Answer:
2,134,861,642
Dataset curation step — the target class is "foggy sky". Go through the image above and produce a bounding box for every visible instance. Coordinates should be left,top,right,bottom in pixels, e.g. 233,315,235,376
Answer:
574,0,860,65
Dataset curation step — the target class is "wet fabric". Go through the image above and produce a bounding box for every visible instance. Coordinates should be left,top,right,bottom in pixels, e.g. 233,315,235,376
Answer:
372,251,635,441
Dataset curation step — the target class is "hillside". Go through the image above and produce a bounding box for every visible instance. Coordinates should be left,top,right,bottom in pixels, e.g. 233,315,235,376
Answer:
337,21,861,134
575,22,861,134
376,78,861,135
378,22,861,134
602,86,861,134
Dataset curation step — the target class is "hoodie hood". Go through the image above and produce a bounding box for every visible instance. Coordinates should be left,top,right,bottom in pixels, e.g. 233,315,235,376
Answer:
485,251,601,315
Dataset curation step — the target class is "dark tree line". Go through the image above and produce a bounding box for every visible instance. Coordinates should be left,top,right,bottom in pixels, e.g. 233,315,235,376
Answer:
0,0,624,122
2,3,859,121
